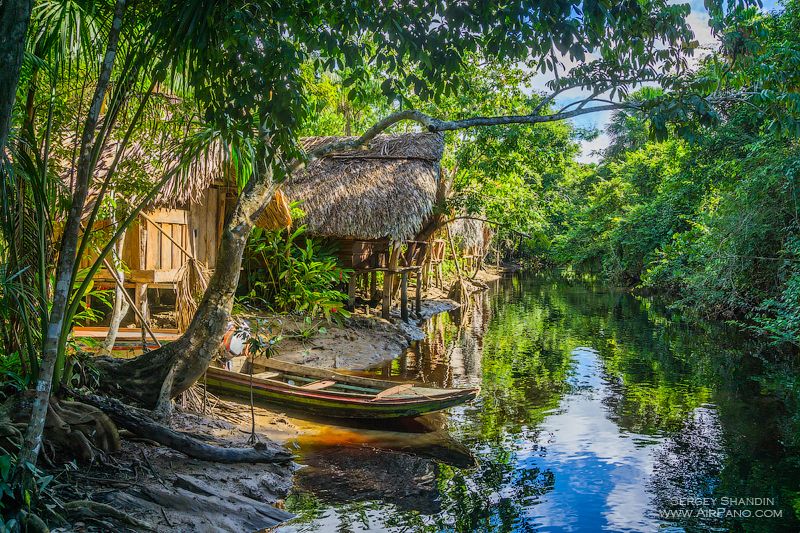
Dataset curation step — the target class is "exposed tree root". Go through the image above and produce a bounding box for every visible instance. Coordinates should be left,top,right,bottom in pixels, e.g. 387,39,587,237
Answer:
63,500,156,531
72,389,293,463
18,510,49,533
116,473,294,530
3,394,120,464
152,362,178,422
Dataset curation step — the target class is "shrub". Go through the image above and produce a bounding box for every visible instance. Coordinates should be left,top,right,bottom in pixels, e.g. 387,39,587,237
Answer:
243,220,352,323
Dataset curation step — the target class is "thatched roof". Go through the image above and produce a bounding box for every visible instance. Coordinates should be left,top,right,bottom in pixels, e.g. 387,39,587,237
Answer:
284,133,444,241
55,136,229,212
449,216,490,249
255,188,292,230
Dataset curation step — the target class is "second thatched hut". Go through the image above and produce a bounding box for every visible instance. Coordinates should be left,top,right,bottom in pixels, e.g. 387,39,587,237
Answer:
283,132,445,319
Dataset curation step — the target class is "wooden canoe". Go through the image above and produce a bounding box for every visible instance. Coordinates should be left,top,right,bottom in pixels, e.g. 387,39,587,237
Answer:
204,358,480,419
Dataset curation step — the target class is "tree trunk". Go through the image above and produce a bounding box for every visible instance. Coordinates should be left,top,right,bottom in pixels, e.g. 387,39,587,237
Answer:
100,230,130,353
16,0,127,471
0,0,33,153
96,176,277,408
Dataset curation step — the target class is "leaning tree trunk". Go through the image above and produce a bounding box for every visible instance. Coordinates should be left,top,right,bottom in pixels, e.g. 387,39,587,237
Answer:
96,175,277,408
16,0,127,471
0,0,33,152
100,229,130,352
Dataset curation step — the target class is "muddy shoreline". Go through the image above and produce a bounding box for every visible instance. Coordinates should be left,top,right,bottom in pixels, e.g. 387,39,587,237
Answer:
58,266,507,532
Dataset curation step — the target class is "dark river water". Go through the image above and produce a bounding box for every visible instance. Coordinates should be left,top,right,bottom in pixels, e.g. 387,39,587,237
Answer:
277,272,800,532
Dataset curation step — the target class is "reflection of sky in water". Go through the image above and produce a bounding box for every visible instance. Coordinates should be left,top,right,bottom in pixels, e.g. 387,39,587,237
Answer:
523,347,661,532
278,275,798,532
279,345,681,532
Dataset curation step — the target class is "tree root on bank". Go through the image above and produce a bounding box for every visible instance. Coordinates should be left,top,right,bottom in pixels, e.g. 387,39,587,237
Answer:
2,394,120,464
99,472,294,531
447,277,489,303
71,389,294,464
3,387,291,467
63,500,156,531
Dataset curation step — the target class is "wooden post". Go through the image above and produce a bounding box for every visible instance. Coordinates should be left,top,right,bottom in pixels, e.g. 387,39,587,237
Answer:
382,242,400,319
135,283,149,352
400,270,409,322
135,218,148,326
369,270,377,302
381,274,392,319
415,267,422,316
101,256,161,347
347,273,358,310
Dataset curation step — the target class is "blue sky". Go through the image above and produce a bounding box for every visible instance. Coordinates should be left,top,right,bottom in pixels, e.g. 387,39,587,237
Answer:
550,0,781,163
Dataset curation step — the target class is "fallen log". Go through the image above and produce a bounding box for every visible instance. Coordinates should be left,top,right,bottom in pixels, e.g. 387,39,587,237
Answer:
71,389,293,464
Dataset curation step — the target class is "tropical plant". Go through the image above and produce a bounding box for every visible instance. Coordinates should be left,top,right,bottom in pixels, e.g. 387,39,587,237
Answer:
244,219,352,324
1,0,789,490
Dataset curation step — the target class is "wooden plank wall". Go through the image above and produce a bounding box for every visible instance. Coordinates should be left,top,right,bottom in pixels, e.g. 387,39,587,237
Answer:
118,186,225,273
188,187,224,268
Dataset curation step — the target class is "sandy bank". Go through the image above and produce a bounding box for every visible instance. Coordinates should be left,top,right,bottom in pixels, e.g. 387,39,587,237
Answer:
255,292,459,370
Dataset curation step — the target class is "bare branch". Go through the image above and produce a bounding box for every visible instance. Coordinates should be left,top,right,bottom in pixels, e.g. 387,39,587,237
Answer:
288,103,631,176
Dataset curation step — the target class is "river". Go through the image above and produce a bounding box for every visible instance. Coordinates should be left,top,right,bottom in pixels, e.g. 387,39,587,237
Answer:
276,272,800,532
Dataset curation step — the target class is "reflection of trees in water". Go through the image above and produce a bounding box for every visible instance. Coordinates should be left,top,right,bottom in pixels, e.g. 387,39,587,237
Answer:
430,450,555,532
285,273,800,532
649,407,726,530
387,291,491,388
293,446,441,514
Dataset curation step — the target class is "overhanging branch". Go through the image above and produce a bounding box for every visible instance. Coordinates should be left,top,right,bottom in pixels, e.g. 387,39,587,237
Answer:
296,102,632,170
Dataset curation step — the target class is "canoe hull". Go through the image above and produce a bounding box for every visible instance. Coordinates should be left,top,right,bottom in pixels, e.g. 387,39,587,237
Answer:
204,366,479,419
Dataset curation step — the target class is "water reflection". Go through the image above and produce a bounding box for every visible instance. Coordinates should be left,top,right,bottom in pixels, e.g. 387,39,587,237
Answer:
279,272,800,532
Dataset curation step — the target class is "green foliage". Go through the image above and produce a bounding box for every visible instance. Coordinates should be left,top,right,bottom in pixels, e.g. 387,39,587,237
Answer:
539,2,800,347
243,216,352,323
0,353,29,403
406,58,583,258
0,454,57,531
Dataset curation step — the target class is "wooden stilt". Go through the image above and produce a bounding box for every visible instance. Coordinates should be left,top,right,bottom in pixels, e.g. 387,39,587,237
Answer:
101,257,161,347
415,267,422,316
347,274,357,310
369,271,377,302
134,283,149,325
135,283,149,352
400,271,409,322
382,274,392,319
382,242,400,319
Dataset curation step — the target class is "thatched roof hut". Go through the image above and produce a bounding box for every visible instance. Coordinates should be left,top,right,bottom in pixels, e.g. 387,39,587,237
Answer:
284,132,444,241
56,137,228,211
57,136,290,229
449,217,485,248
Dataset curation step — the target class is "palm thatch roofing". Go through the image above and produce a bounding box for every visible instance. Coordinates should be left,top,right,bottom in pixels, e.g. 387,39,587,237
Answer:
54,137,230,211
284,132,444,241
57,136,290,228
449,217,485,248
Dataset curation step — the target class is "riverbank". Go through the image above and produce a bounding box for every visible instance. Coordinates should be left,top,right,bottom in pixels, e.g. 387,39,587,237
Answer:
54,268,508,531
244,265,508,370
46,405,296,532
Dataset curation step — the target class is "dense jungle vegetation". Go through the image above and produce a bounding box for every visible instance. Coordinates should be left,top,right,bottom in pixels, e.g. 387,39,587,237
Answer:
1,0,799,528
548,3,800,345
301,2,800,347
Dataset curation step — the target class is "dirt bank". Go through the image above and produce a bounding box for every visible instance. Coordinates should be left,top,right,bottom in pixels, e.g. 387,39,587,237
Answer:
47,403,298,533
255,292,459,370
56,268,507,531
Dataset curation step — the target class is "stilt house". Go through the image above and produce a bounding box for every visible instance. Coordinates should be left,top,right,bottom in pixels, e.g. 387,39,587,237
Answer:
71,139,289,337
283,132,446,319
